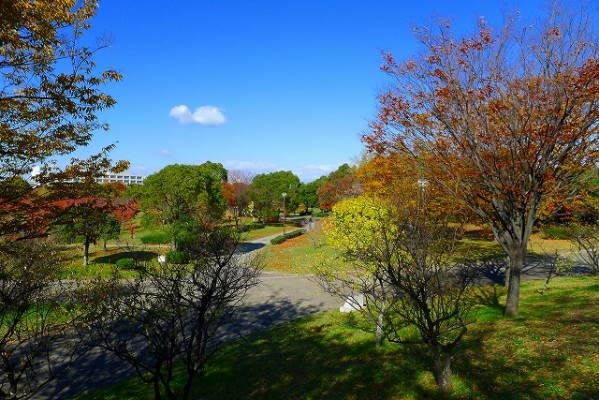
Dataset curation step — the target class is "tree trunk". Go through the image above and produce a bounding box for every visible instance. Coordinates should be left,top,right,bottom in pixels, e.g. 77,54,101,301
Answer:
433,352,453,392
153,377,162,400
504,256,510,288
83,236,90,266
376,300,385,347
504,249,525,317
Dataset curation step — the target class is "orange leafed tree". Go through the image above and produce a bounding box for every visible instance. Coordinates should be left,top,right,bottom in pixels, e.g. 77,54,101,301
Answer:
113,199,140,238
363,5,599,316
222,169,253,223
356,153,471,222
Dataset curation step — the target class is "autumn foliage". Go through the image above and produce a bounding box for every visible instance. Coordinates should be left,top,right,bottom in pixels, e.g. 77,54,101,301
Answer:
363,7,599,316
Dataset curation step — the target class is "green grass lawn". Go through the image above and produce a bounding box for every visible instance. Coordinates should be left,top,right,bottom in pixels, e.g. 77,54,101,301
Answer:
261,230,349,274
58,219,298,278
77,276,599,400
239,222,296,241
260,222,577,276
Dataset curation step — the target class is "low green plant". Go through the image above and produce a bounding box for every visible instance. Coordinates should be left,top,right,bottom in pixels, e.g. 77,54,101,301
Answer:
140,231,170,244
540,225,573,240
270,229,305,245
165,250,189,264
115,258,136,269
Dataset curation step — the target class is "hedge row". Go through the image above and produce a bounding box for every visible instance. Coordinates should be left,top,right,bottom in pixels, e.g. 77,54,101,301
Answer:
270,229,305,245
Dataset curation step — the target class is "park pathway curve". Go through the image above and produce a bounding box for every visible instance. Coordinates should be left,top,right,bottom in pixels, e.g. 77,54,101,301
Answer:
38,229,340,399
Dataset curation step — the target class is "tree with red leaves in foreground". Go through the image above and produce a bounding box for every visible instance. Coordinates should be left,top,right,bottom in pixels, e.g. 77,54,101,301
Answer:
0,0,127,243
364,5,599,316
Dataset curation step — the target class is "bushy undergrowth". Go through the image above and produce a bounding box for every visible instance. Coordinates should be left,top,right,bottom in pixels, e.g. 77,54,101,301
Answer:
115,257,135,269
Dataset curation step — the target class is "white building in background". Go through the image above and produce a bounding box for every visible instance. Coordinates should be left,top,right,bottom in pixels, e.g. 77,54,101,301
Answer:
95,173,145,185
28,166,145,186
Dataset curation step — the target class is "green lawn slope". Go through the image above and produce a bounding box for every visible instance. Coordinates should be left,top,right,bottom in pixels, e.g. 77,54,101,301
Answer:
79,276,598,400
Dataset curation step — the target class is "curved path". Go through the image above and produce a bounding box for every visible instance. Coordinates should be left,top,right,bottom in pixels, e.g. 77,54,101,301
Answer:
38,230,339,399
35,227,594,399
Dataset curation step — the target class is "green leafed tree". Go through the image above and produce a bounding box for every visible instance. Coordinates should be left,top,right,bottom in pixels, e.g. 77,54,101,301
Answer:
250,170,300,221
139,163,227,249
297,176,327,213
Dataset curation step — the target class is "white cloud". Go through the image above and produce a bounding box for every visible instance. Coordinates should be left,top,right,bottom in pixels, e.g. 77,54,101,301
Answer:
296,164,335,182
223,160,278,174
160,149,172,158
222,161,334,183
169,104,226,125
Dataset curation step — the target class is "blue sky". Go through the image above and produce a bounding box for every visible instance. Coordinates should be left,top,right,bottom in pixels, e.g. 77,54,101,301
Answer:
77,0,549,182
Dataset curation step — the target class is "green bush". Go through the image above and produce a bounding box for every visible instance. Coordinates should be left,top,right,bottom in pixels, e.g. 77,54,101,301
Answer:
116,258,136,269
140,232,171,244
165,250,189,264
540,225,573,240
270,229,305,245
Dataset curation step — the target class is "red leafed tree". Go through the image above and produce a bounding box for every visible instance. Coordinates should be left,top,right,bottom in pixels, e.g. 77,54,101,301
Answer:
356,153,472,222
109,180,139,238
114,199,140,239
364,6,599,316
53,181,129,266
222,170,253,225
317,164,361,211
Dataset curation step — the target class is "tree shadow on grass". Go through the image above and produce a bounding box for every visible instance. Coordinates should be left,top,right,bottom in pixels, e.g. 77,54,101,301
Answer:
456,284,599,400
195,282,599,400
472,285,505,311
50,295,343,400
195,315,438,400
93,250,158,264
68,288,599,400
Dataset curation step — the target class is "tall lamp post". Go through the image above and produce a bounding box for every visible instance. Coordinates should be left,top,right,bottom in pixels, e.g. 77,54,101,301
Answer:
282,192,287,234
417,178,428,214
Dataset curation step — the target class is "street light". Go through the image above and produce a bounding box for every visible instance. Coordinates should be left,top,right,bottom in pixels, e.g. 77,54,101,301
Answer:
282,192,287,234
417,178,428,214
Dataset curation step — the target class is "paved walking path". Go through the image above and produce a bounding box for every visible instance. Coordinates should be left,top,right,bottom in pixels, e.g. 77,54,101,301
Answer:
35,225,594,399
38,229,339,399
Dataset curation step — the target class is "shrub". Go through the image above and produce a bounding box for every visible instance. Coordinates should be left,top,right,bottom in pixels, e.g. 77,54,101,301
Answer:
116,258,136,269
540,225,573,240
140,232,171,244
270,229,305,245
166,250,189,264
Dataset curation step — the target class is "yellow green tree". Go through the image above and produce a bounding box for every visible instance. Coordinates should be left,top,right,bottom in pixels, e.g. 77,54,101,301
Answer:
319,194,478,392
